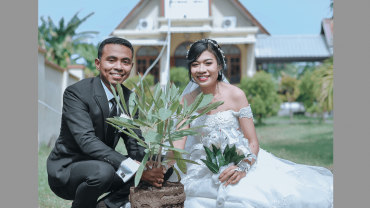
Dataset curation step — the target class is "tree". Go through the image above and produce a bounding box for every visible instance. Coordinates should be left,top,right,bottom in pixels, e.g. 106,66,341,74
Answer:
312,57,333,122
73,42,100,77
296,70,316,110
170,67,190,93
239,71,281,125
38,11,98,68
279,76,300,121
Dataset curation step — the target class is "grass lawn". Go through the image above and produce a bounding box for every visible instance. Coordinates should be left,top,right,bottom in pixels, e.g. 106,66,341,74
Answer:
256,118,333,170
38,116,333,207
263,114,333,123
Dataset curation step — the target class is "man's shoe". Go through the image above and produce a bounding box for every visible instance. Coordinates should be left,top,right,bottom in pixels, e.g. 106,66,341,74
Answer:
96,201,108,208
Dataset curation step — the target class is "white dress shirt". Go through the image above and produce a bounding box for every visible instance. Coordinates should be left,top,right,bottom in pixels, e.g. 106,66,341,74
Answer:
101,80,140,182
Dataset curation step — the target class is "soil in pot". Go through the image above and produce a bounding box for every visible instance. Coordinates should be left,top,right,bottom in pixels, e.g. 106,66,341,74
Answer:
129,181,185,208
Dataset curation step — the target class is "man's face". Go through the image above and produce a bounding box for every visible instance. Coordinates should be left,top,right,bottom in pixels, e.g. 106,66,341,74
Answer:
95,44,134,92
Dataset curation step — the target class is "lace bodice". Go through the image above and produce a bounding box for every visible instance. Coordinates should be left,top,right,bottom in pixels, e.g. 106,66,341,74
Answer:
190,105,253,143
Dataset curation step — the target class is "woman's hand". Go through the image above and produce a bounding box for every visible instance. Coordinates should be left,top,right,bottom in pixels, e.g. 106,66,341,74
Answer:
219,165,246,187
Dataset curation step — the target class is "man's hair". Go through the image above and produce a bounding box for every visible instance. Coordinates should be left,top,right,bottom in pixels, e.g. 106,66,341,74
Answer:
97,37,134,60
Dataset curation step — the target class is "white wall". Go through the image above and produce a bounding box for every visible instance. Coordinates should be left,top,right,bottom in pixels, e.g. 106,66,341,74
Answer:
38,50,79,148
212,0,254,28
125,0,160,30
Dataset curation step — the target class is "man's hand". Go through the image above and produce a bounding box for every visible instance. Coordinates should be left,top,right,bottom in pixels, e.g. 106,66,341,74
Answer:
135,160,166,188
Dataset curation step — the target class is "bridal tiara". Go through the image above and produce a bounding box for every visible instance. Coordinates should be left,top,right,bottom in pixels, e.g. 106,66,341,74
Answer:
186,39,227,67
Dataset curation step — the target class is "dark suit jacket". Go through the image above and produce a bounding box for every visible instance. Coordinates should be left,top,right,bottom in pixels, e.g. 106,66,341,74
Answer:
47,76,146,187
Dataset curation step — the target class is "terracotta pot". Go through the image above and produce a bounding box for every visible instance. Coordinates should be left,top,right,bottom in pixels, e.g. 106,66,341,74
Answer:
129,181,185,208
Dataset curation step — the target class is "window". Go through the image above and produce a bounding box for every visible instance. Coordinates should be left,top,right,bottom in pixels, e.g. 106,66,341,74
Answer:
136,46,160,84
174,41,192,68
220,45,241,83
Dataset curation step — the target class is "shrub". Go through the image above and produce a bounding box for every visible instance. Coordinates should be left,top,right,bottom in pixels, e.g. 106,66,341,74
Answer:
296,70,316,109
170,67,190,93
239,71,281,125
124,74,154,90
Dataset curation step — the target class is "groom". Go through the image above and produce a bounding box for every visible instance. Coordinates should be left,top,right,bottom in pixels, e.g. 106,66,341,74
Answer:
47,37,173,208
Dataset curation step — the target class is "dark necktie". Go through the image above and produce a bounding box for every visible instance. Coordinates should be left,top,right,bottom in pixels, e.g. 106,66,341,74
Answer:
106,98,119,147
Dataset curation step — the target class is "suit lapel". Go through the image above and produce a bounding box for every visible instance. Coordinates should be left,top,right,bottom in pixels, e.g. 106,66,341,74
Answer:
93,76,110,142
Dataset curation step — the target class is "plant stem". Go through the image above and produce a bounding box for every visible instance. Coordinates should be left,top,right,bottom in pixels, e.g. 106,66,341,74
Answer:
156,119,168,168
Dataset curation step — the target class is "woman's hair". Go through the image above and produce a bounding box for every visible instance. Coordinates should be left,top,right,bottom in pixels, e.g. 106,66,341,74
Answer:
186,39,225,82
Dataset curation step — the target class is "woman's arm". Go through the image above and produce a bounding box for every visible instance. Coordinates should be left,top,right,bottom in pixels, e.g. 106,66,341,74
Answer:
220,87,259,187
234,88,259,166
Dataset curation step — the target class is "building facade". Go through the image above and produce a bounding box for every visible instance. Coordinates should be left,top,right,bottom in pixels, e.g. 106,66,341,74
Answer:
111,0,270,84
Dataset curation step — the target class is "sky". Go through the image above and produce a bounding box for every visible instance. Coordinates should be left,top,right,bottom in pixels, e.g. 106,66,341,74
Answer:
38,0,333,45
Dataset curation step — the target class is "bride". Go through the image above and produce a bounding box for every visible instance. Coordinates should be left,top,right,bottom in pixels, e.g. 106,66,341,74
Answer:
166,39,333,208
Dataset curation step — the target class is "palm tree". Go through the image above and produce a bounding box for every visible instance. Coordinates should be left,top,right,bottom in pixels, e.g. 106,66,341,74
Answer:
72,42,100,77
38,11,99,68
312,57,333,122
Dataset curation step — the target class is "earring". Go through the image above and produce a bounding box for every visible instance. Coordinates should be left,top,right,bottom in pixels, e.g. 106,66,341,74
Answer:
218,70,221,76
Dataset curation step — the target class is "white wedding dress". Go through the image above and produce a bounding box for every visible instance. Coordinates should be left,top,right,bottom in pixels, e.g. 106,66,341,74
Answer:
168,106,333,208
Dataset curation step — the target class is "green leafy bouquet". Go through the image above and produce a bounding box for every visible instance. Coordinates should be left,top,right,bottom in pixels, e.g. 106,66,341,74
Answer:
107,76,224,186
201,144,247,174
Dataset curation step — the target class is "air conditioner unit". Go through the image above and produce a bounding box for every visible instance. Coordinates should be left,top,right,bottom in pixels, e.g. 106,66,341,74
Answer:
223,16,236,29
138,18,153,30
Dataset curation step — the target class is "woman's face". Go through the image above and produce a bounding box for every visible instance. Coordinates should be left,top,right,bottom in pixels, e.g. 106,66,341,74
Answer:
190,50,220,88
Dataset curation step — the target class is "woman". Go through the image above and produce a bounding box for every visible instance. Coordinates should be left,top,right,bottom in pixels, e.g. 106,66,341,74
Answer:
167,39,333,208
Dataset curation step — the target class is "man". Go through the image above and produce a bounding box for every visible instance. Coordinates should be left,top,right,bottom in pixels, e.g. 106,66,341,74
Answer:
47,37,173,208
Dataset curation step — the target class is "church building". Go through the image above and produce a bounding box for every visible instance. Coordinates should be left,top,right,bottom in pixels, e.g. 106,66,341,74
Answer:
111,0,270,84
110,0,332,85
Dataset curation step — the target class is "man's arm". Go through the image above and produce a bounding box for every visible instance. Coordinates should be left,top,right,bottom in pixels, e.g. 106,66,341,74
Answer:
62,88,127,170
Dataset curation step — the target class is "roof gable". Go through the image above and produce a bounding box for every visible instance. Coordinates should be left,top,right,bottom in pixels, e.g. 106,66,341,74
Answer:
111,0,269,35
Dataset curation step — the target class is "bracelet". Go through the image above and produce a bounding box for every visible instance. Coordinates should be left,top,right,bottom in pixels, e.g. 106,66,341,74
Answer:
237,160,251,172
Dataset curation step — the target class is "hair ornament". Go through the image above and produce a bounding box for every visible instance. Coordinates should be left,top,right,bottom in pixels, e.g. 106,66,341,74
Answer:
186,39,227,67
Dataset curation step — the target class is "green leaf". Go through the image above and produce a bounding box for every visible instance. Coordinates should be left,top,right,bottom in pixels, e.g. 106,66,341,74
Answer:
169,100,180,114
229,145,237,159
177,103,183,115
170,82,177,101
164,157,200,165
157,143,189,155
133,119,150,128
143,131,163,143
110,83,127,115
187,92,203,116
153,83,161,99
172,166,182,181
158,108,172,121
216,154,226,167
178,115,197,130
197,101,224,117
224,144,231,164
200,159,219,174
164,136,185,142
170,129,199,138
106,118,138,130
135,152,149,187
230,155,245,165
211,144,219,156
128,80,143,97
139,75,145,96
128,93,136,117
157,121,164,135
203,146,215,163
144,80,157,108
126,127,148,148
183,99,188,115
174,151,187,174
197,94,213,110
107,122,147,148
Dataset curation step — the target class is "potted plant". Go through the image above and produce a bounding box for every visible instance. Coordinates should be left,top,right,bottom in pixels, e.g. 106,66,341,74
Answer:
107,76,224,207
